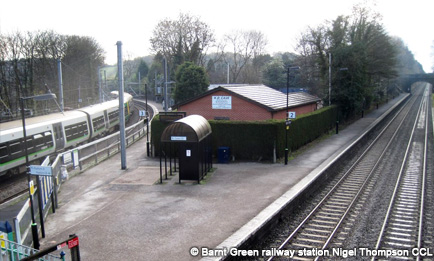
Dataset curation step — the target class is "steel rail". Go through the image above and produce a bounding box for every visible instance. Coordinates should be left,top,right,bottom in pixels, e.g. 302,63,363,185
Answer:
267,93,418,261
373,88,429,261
416,91,428,261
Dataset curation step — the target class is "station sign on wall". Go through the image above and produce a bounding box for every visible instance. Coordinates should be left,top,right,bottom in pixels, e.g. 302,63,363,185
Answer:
212,96,232,109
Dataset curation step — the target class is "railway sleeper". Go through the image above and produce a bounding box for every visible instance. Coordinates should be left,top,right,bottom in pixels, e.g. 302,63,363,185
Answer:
385,231,415,240
320,205,346,212
311,219,338,226
340,182,364,188
326,197,354,203
388,227,414,234
389,217,417,224
393,210,416,216
298,233,329,240
316,210,342,218
323,203,348,210
304,227,331,234
295,237,326,245
337,187,360,193
330,194,353,200
307,223,335,230
397,193,419,199
314,215,341,222
399,187,419,193
383,240,414,248
291,241,323,248
395,206,418,212
391,213,418,220
388,231,416,238
394,206,418,213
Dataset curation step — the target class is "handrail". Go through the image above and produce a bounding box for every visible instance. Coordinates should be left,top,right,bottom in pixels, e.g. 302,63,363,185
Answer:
12,101,156,247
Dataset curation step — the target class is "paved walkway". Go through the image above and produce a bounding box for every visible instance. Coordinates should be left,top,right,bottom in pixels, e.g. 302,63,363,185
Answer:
39,95,407,260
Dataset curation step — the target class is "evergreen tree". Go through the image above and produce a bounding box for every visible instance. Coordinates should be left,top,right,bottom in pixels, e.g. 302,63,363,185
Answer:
174,62,209,104
136,59,149,80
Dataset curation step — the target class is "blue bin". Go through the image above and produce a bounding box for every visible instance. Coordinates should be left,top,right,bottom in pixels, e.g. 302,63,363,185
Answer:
218,147,230,163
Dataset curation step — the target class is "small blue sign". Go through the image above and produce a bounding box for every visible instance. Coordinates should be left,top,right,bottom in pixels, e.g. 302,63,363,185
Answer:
29,165,52,176
288,112,296,119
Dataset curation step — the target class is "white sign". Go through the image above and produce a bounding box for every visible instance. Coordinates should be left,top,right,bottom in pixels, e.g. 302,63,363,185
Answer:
186,150,191,157
139,110,147,117
73,149,79,169
288,111,296,119
171,136,187,141
63,152,72,164
29,165,52,176
212,96,232,109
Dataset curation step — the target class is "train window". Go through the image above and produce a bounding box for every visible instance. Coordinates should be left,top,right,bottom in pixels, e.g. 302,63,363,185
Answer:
0,143,8,164
65,121,89,142
33,134,45,150
10,140,23,155
0,131,55,165
24,136,36,154
44,131,54,147
92,116,105,132
109,110,119,124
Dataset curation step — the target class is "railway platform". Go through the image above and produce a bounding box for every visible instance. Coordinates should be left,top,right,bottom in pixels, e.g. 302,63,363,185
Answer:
39,95,408,260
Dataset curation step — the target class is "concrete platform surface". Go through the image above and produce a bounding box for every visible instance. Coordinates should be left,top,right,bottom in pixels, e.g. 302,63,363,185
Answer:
39,95,407,260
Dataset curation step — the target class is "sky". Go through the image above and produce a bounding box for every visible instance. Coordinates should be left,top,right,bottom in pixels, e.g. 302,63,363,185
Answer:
1,0,433,72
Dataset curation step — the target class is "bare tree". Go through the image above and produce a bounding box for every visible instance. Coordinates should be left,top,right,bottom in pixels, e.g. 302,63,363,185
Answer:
0,30,105,116
150,13,215,68
221,30,267,83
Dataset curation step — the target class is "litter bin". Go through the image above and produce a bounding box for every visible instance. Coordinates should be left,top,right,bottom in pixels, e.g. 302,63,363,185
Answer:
218,147,230,163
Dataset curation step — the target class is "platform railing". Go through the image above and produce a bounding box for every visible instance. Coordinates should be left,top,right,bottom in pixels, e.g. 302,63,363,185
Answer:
0,237,61,261
12,102,157,247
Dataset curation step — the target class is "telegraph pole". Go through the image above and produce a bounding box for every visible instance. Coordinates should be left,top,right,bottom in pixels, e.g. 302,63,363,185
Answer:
57,59,64,112
329,53,332,106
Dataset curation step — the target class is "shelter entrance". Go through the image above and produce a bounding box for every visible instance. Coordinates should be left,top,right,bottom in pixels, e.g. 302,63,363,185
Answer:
160,115,212,184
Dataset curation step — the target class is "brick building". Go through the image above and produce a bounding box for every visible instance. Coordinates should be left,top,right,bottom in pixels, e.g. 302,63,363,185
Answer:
172,85,321,121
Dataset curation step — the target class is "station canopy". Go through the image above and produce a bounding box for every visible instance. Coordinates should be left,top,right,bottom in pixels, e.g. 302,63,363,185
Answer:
161,115,212,143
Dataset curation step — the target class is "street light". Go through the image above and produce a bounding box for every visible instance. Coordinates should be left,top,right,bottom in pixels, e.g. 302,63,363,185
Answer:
145,83,150,157
20,93,57,249
285,66,300,165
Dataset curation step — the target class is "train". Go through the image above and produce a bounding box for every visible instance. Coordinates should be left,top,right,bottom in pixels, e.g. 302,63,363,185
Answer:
0,91,133,177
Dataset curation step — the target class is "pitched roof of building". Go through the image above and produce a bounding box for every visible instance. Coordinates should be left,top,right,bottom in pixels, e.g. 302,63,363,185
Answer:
174,84,321,112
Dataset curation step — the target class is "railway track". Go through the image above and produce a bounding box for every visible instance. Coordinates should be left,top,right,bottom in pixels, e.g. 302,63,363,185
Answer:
373,88,431,261
265,86,431,261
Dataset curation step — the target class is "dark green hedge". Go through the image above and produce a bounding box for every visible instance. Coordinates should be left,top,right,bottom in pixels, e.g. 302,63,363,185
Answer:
151,106,338,161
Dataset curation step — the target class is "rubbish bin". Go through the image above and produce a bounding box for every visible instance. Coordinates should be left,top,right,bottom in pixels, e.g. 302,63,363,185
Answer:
218,147,230,163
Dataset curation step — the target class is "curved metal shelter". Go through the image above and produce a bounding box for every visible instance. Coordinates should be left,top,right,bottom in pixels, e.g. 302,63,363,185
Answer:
160,115,212,184
161,114,212,143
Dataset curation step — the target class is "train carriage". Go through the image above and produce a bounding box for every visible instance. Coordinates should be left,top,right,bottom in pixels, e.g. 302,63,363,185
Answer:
110,91,134,122
60,111,91,148
78,101,115,137
0,110,89,176
0,92,133,177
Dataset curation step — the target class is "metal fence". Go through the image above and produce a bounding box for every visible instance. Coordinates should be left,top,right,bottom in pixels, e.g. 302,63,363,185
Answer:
0,238,61,261
55,118,148,178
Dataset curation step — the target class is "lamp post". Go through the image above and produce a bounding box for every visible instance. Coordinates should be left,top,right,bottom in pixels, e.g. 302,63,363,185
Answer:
145,83,150,157
20,93,57,249
285,66,300,165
